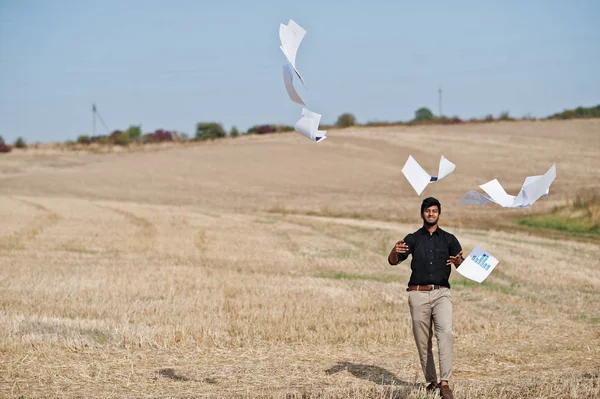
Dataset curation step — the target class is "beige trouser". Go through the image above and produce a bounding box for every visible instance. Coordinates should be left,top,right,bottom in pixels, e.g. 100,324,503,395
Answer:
408,287,453,383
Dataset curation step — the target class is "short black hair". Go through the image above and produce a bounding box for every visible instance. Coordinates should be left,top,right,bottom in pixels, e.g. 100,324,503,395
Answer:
421,197,441,214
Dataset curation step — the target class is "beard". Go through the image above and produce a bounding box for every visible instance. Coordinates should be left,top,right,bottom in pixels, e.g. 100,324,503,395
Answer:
422,217,438,227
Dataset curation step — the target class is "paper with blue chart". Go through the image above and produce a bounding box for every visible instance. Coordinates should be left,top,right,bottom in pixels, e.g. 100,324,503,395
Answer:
456,246,499,283
460,164,556,208
401,155,456,195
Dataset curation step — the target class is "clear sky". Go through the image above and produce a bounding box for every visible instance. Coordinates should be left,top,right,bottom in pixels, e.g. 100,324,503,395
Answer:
1,0,599,143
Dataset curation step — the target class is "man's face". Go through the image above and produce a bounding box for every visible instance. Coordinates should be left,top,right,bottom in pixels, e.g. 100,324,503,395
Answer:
422,205,440,226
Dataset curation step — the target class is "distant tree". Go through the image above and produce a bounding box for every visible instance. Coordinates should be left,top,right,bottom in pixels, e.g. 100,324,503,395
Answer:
0,139,11,153
125,125,142,141
547,104,600,120
498,111,514,121
195,122,226,141
230,126,239,137
77,135,91,145
278,125,294,132
14,137,26,148
97,136,113,145
484,114,495,122
256,125,277,134
336,112,357,128
414,107,434,121
109,130,129,146
246,124,277,135
142,129,175,143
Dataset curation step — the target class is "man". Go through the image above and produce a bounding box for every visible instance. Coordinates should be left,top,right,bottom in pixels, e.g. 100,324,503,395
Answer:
388,197,463,399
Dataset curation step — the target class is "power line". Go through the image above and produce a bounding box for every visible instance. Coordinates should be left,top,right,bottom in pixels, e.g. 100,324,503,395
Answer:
92,103,110,135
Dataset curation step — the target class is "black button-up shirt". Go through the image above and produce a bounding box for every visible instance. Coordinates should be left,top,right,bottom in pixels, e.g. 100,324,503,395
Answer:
392,227,462,288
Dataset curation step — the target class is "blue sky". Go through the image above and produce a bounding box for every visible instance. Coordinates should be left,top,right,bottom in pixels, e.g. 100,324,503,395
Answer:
1,0,599,143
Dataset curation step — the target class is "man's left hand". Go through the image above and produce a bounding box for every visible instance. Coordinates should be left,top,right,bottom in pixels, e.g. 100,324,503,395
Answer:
447,251,463,267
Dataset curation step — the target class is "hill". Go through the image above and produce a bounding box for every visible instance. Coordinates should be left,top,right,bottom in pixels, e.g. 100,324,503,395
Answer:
0,119,599,398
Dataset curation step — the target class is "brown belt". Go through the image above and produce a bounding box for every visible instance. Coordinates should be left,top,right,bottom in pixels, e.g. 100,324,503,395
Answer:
406,285,443,292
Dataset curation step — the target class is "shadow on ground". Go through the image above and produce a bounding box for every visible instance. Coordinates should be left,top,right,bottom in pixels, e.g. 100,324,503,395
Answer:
325,362,413,386
323,361,427,398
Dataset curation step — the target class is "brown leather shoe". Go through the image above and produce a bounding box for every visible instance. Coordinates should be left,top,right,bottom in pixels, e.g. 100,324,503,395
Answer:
439,384,454,399
426,382,439,392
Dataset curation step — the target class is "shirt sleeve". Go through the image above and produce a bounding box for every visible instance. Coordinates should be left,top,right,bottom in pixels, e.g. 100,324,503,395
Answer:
396,233,415,264
449,234,462,257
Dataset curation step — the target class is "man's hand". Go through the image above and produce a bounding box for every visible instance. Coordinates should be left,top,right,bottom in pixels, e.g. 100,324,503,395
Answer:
447,251,463,267
394,240,409,254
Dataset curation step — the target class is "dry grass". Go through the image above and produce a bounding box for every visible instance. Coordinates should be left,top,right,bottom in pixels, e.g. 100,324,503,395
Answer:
0,120,599,398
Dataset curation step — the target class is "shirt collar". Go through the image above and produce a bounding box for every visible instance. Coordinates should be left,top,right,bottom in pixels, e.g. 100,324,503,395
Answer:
420,226,441,236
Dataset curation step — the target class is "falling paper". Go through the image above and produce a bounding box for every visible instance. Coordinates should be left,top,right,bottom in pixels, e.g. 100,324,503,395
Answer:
460,164,556,208
294,108,327,142
455,246,499,283
282,64,306,106
401,155,456,195
279,19,307,87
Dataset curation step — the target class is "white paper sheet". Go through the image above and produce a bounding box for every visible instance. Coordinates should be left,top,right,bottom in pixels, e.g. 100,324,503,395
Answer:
480,179,515,207
401,156,432,195
279,19,306,87
455,246,499,283
401,155,456,195
436,155,456,180
460,164,556,208
459,190,490,206
294,108,327,142
282,64,306,106
521,164,556,206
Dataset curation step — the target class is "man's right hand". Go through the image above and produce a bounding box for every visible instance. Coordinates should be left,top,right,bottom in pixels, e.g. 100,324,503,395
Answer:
394,240,409,254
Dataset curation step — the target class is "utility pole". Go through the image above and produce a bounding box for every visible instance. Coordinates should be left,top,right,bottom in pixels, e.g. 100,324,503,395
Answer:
91,103,109,134
438,86,443,117
92,103,97,136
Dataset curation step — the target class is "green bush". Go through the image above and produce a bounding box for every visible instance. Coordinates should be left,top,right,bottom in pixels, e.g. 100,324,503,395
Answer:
498,111,514,121
97,136,113,145
414,107,434,121
77,135,91,145
14,137,26,148
278,125,294,132
547,105,600,120
114,133,130,146
246,125,277,134
336,113,356,128
109,130,129,146
195,122,226,141
230,126,239,137
125,125,142,142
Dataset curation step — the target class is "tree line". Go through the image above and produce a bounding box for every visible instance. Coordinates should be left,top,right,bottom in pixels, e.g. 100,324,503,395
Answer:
1,104,598,153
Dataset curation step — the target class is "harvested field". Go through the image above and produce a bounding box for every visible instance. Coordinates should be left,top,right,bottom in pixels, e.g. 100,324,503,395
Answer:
1,119,599,398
